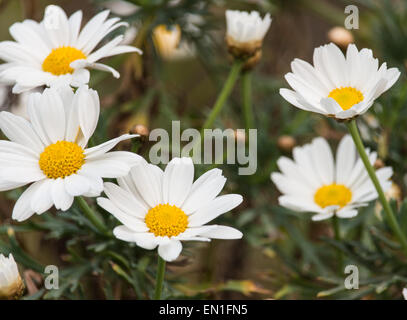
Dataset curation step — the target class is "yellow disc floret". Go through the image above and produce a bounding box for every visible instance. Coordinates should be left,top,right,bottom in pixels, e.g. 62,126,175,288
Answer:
328,87,364,111
42,46,87,75
39,141,85,179
314,184,352,209
145,204,188,237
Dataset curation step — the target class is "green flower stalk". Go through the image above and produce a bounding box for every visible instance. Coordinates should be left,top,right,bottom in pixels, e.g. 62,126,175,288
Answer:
242,71,254,134
154,256,166,300
347,120,407,256
201,60,243,132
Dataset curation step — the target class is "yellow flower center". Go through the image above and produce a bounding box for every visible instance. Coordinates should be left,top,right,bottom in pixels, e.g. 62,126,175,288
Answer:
145,204,188,237
328,87,364,111
314,184,352,209
42,46,87,75
39,141,85,179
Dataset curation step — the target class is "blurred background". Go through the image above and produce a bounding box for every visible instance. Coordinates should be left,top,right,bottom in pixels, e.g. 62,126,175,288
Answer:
1,0,407,300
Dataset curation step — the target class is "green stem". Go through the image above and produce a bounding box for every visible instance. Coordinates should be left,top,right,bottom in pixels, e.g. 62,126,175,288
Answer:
154,256,166,300
201,60,243,132
76,197,109,235
347,120,407,256
332,216,343,273
242,71,254,134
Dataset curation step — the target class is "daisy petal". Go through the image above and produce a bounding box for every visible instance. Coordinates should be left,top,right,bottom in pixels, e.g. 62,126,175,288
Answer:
113,226,158,249
158,240,182,262
197,225,243,239
188,194,243,227
162,157,194,207
51,178,74,211
0,111,43,154
12,180,46,221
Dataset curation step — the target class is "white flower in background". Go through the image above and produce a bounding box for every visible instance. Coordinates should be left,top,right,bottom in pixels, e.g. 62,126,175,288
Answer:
271,135,393,221
0,5,142,93
97,157,243,262
280,43,400,120
403,288,407,300
121,26,138,46
225,10,271,45
0,85,7,109
0,84,34,118
184,13,205,36
103,0,139,16
103,0,139,45
0,254,24,300
9,89,35,119
0,85,141,221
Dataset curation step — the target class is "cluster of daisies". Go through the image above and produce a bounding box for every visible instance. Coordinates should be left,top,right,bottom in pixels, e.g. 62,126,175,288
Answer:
273,42,399,221
0,5,243,294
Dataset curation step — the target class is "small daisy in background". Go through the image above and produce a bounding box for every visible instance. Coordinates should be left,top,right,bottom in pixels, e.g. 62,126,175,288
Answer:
97,157,243,262
103,0,139,16
102,0,139,46
0,254,24,300
0,84,40,119
280,43,400,120
271,135,393,221
0,5,142,93
225,10,271,68
0,85,141,221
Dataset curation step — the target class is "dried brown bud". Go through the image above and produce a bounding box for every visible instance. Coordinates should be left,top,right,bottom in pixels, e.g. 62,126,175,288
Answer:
374,158,384,169
277,135,296,151
328,27,354,49
375,182,402,217
387,183,402,202
131,124,149,137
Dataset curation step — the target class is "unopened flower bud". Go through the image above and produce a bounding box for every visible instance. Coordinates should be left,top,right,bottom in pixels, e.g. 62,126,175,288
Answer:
327,27,354,49
386,183,401,202
374,158,384,169
131,124,149,138
375,182,401,217
225,10,271,70
153,24,181,60
277,135,296,151
0,254,24,300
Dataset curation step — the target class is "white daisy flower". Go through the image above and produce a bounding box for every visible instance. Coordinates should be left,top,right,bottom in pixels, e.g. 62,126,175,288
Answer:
0,5,142,93
280,43,400,120
97,157,243,262
271,135,393,221
0,254,24,299
403,288,407,300
225,10,271,44
0,85,141,221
